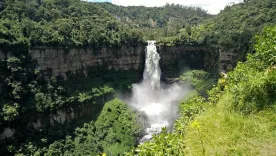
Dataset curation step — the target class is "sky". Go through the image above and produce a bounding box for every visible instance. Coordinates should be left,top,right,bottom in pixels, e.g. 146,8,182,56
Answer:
111,0,243,14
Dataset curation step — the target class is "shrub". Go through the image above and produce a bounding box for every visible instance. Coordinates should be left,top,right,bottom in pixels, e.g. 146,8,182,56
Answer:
227,25,276,113
2,104,19,121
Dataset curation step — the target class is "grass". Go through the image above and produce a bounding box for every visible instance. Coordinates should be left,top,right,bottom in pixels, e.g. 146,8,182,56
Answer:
183,93,276,156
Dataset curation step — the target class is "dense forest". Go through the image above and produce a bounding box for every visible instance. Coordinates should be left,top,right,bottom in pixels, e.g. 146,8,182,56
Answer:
0,0,143,48
96,3,210,28
0,0,276,155
96,3,211,39
155,0,276,49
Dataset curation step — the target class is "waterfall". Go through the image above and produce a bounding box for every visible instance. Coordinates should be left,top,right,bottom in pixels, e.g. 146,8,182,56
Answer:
143,41,161,90
129,41,189,143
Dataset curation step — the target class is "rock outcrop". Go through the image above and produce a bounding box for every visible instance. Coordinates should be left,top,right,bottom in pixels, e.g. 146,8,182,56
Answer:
218,48,239,73
28,44,216,79
29,45,145,79
158,45,215,70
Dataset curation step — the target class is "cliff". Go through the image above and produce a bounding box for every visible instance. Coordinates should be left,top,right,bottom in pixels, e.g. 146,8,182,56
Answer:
0,44,217,143
218,48,239,73
158,45,218,72
29,45,145,79
28,44,216,79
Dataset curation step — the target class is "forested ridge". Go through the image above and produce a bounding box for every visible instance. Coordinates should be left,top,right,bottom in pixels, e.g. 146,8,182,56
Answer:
96,3,210,28
0,1,145,155
205,0,276,59
1,0,276,48
96,3,211,39
155,0,276,48
0,0,276,155
0,0,143,48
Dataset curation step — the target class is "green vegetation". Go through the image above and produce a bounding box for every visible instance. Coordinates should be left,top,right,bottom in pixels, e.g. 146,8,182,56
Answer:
130,24,276,156
0,55,117,121
155,0,276,52
14,99,143,155
179,70,216,96
0,0,143,48
0,54,140,155
96,3,211,40
97,3,210,28
1,0,276,155
212,0,276,47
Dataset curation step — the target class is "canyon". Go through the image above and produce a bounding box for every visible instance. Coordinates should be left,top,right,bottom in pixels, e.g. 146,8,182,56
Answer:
0,43,233,141
25,44,218,79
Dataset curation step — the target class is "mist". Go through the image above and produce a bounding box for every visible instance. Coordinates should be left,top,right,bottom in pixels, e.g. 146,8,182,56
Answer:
127,41,190,142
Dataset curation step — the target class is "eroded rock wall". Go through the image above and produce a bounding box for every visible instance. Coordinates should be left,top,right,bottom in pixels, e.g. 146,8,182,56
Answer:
158,45,218,75
29,45,145,78
0,44,217,142
28,45,217,79
0,98,107,144
218,48,239,73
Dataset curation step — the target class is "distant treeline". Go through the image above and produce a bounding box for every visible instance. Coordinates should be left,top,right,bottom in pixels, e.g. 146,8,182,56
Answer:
0,0,144,48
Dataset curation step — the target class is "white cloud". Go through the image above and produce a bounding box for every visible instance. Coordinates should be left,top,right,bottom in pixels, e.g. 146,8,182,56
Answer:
111,0,243,14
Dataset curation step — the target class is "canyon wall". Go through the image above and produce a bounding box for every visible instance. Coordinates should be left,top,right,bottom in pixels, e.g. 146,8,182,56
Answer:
0,44,217,142
0,44,236,79
158,45,218,73
28,44,216,79
0,94,113,145
218,48,239,73
29,45,145,79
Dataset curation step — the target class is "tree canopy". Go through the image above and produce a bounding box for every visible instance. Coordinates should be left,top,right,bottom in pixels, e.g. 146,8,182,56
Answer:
0,0,144,48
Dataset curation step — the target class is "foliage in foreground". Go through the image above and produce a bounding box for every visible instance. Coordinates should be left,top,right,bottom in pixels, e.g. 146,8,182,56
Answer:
131,25,276,155
15,98,143,156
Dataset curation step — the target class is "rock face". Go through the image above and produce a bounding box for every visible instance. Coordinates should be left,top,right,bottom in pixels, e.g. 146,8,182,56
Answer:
218,48,239,73
29,45,216,79
0,128,15,140
158,45,215,70
29,45,145,79
0,97,108,143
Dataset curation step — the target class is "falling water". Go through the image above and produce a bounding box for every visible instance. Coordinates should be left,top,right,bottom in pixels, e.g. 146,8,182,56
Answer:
130,41,188,143
143,41,161,90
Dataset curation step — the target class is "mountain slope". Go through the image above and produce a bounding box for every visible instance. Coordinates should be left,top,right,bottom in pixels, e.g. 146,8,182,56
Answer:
96,3,211,28
0,0,143,48
130,23,276,156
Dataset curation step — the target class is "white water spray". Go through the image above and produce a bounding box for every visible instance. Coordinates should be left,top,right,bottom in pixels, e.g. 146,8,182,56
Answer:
129,41,189,143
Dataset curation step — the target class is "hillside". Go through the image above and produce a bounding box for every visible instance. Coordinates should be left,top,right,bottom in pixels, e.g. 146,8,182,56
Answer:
157,0,276,46
96,3,212,39
209,0,276,55
0,0,143,48
0,1,144,155
131,23,276,156
156,0,276,71
0,0,275,155
96,3,211,28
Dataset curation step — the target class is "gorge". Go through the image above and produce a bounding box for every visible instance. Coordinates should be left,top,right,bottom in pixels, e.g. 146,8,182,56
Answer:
1,0,275,155
0,42,209,140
